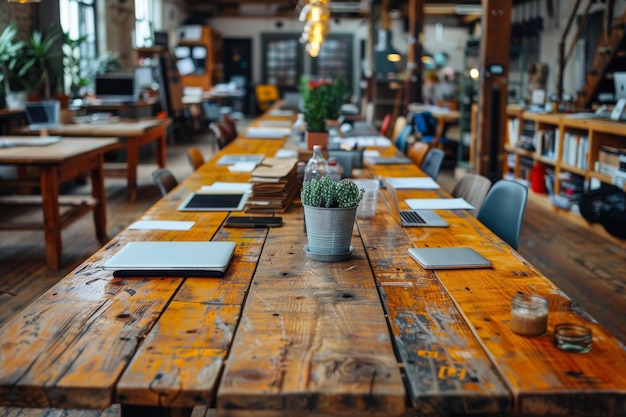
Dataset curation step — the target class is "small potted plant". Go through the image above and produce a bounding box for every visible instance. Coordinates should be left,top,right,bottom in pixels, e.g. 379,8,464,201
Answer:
301,176,364,261
302,79,328,149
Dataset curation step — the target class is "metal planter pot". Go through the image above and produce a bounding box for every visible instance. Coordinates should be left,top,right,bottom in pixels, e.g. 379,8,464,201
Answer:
303,204,357,261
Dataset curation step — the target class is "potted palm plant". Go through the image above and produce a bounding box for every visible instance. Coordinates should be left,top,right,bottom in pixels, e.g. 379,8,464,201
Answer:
301,176,364,261
0,22,30,109
302,79,328,149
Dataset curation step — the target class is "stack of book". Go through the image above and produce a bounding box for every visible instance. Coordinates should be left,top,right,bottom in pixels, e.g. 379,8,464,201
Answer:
246,157,300,213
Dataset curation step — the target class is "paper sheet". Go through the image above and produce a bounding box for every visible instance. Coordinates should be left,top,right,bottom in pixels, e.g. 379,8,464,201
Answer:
405,198,474,210
385,177,440,190
245,127,292,138
228,162,258,172
201,182,253,192
129,220,194,231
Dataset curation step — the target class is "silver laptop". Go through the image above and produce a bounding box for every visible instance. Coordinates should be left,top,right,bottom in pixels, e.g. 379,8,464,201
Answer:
408,247,492,270
383,178,448,227
102,241,236,277
24,102,60,129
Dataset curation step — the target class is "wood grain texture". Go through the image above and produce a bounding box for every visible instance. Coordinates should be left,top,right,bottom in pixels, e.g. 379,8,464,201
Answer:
217,208,406,417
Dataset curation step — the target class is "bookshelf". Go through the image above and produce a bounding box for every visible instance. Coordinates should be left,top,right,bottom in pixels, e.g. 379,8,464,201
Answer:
504,106,626,235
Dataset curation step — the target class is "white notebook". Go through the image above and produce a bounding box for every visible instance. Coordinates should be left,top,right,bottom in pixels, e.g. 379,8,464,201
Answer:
408,247,492,270
103,241,236,277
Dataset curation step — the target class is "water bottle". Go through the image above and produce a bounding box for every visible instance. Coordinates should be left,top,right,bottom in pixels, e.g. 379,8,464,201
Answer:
303,145,329,183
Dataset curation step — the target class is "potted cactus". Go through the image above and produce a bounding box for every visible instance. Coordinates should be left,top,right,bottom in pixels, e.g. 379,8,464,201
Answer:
301,176,364,261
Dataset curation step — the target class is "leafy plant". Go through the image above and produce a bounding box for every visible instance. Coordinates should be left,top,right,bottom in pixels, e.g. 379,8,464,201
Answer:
0,22,31,94
301,176,364,208
303,79,328,132
62,32,90,96
25,27,63,99
323,77,347,120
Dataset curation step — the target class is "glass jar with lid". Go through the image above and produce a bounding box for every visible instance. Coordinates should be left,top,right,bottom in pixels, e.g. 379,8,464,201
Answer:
510,294,549,336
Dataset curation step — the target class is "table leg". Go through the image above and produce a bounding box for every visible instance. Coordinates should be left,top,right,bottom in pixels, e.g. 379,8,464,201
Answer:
91,154,108,243
40,166,62,270
156,126,167,168
126,138,139,203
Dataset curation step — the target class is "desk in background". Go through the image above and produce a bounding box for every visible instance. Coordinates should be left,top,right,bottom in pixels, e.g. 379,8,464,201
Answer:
0,110,624,416
0,137,118,270
14,118,171,202
80,99,160,119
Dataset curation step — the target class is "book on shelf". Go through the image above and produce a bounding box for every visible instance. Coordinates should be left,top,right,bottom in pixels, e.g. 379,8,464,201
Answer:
535,128,559,160
562,132,589,169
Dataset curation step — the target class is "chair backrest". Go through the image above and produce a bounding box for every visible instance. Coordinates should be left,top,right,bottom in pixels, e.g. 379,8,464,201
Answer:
186,147,205,171
151,168,178,197
394,125,413,154
255,84,280,112
407,141,430,166
210,121,234,150
420,148,445,179
380,114,392,137
477,179,528,250
222,114,239,137
451,174,492,215
390,116,407,144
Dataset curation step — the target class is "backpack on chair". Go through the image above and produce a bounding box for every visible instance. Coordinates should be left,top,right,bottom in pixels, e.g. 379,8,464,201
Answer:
579,184,626,239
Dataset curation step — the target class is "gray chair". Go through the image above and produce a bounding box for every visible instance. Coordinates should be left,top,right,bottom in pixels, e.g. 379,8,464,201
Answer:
477,179,528,250
451,173,492,215
420,148,445,179
151,168,179,197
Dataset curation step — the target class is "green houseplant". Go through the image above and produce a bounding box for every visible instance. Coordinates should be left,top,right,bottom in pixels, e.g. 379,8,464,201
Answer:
0,22,31,108
301,176,364,261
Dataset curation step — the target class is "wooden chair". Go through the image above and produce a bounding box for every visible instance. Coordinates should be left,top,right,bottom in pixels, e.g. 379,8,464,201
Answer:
477,179,528,250
151,168,179,197
186,147,205,171
210,122,233,150
451,174,492,215
222,114,239,137
390,116,407,147
255,84,280,112
407,141,430,166
420,148,445,180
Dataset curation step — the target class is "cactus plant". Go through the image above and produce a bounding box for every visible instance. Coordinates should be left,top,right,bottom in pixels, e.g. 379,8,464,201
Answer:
301,176,364,208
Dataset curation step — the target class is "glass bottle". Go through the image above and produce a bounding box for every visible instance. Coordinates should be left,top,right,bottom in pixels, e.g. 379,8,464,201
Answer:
510,294,549,336
303,145,329,183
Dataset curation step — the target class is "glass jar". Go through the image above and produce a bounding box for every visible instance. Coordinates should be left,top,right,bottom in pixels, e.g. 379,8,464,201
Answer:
553,323,592,353
510,294,549,336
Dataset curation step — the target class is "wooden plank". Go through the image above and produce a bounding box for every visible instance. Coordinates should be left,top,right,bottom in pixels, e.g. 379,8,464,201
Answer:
357,193,510,415
0,263,182,409
217,208,406,417
116,227,268,408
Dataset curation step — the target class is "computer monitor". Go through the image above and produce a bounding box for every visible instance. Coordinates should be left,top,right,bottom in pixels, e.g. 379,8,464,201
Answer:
94,73,136,103
614,72,626,101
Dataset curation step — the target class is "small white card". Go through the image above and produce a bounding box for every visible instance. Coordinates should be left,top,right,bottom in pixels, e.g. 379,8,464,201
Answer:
405,198,474,210
129,220,194,231
201,182,253,192
385,177,440,190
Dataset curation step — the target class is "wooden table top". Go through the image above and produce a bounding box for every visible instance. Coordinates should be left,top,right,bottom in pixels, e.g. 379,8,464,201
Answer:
0,111,624,416
13,117,171,137
0,137,119,163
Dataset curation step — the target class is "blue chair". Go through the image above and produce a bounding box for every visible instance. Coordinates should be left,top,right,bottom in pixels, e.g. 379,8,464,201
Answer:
414,111,456,146
477,180,528,250
420,148,445,179
394,125,413,154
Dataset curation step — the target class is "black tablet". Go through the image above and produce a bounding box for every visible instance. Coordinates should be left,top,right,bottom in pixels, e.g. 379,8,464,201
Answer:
178,190,249,211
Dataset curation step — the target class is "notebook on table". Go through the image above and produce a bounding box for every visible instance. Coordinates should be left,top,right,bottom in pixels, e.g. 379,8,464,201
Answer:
408,247,492,270
178,189,250,212
383,179,448,227
103,241,236,277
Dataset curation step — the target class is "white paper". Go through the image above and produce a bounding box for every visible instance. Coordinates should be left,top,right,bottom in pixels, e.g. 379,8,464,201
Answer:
245,127,291,138
363,150,381,158
201,182,253,192
258,120,293,127
405,198,474,210
275,149,298,158
228,162,257,172
385,177,440,190
268,109,295,116
129,220,194,231
217,154,265,165
336,136,391,147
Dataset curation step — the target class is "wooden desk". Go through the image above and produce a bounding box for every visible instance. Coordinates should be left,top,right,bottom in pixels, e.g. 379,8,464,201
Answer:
14,118,171,202
0,137,118,270
0,114,624,416
81,99,159,119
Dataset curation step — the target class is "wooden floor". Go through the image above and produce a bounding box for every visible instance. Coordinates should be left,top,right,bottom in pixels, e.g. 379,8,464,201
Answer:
0,125,625,416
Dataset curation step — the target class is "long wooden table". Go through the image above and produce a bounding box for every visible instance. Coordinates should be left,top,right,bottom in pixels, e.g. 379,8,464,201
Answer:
0,137,118,270
14,118,171,202
0,112,624,416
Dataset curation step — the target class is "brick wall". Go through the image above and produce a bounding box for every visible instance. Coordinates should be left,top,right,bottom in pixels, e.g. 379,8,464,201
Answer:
0,3,35,40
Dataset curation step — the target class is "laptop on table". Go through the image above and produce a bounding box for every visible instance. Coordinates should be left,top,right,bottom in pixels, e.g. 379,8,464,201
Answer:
103,241,237,277
24,101,60,130
383,178,448,227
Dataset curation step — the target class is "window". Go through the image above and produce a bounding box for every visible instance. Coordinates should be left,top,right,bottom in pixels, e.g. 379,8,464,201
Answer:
135,0,154,48
59,0,97,92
